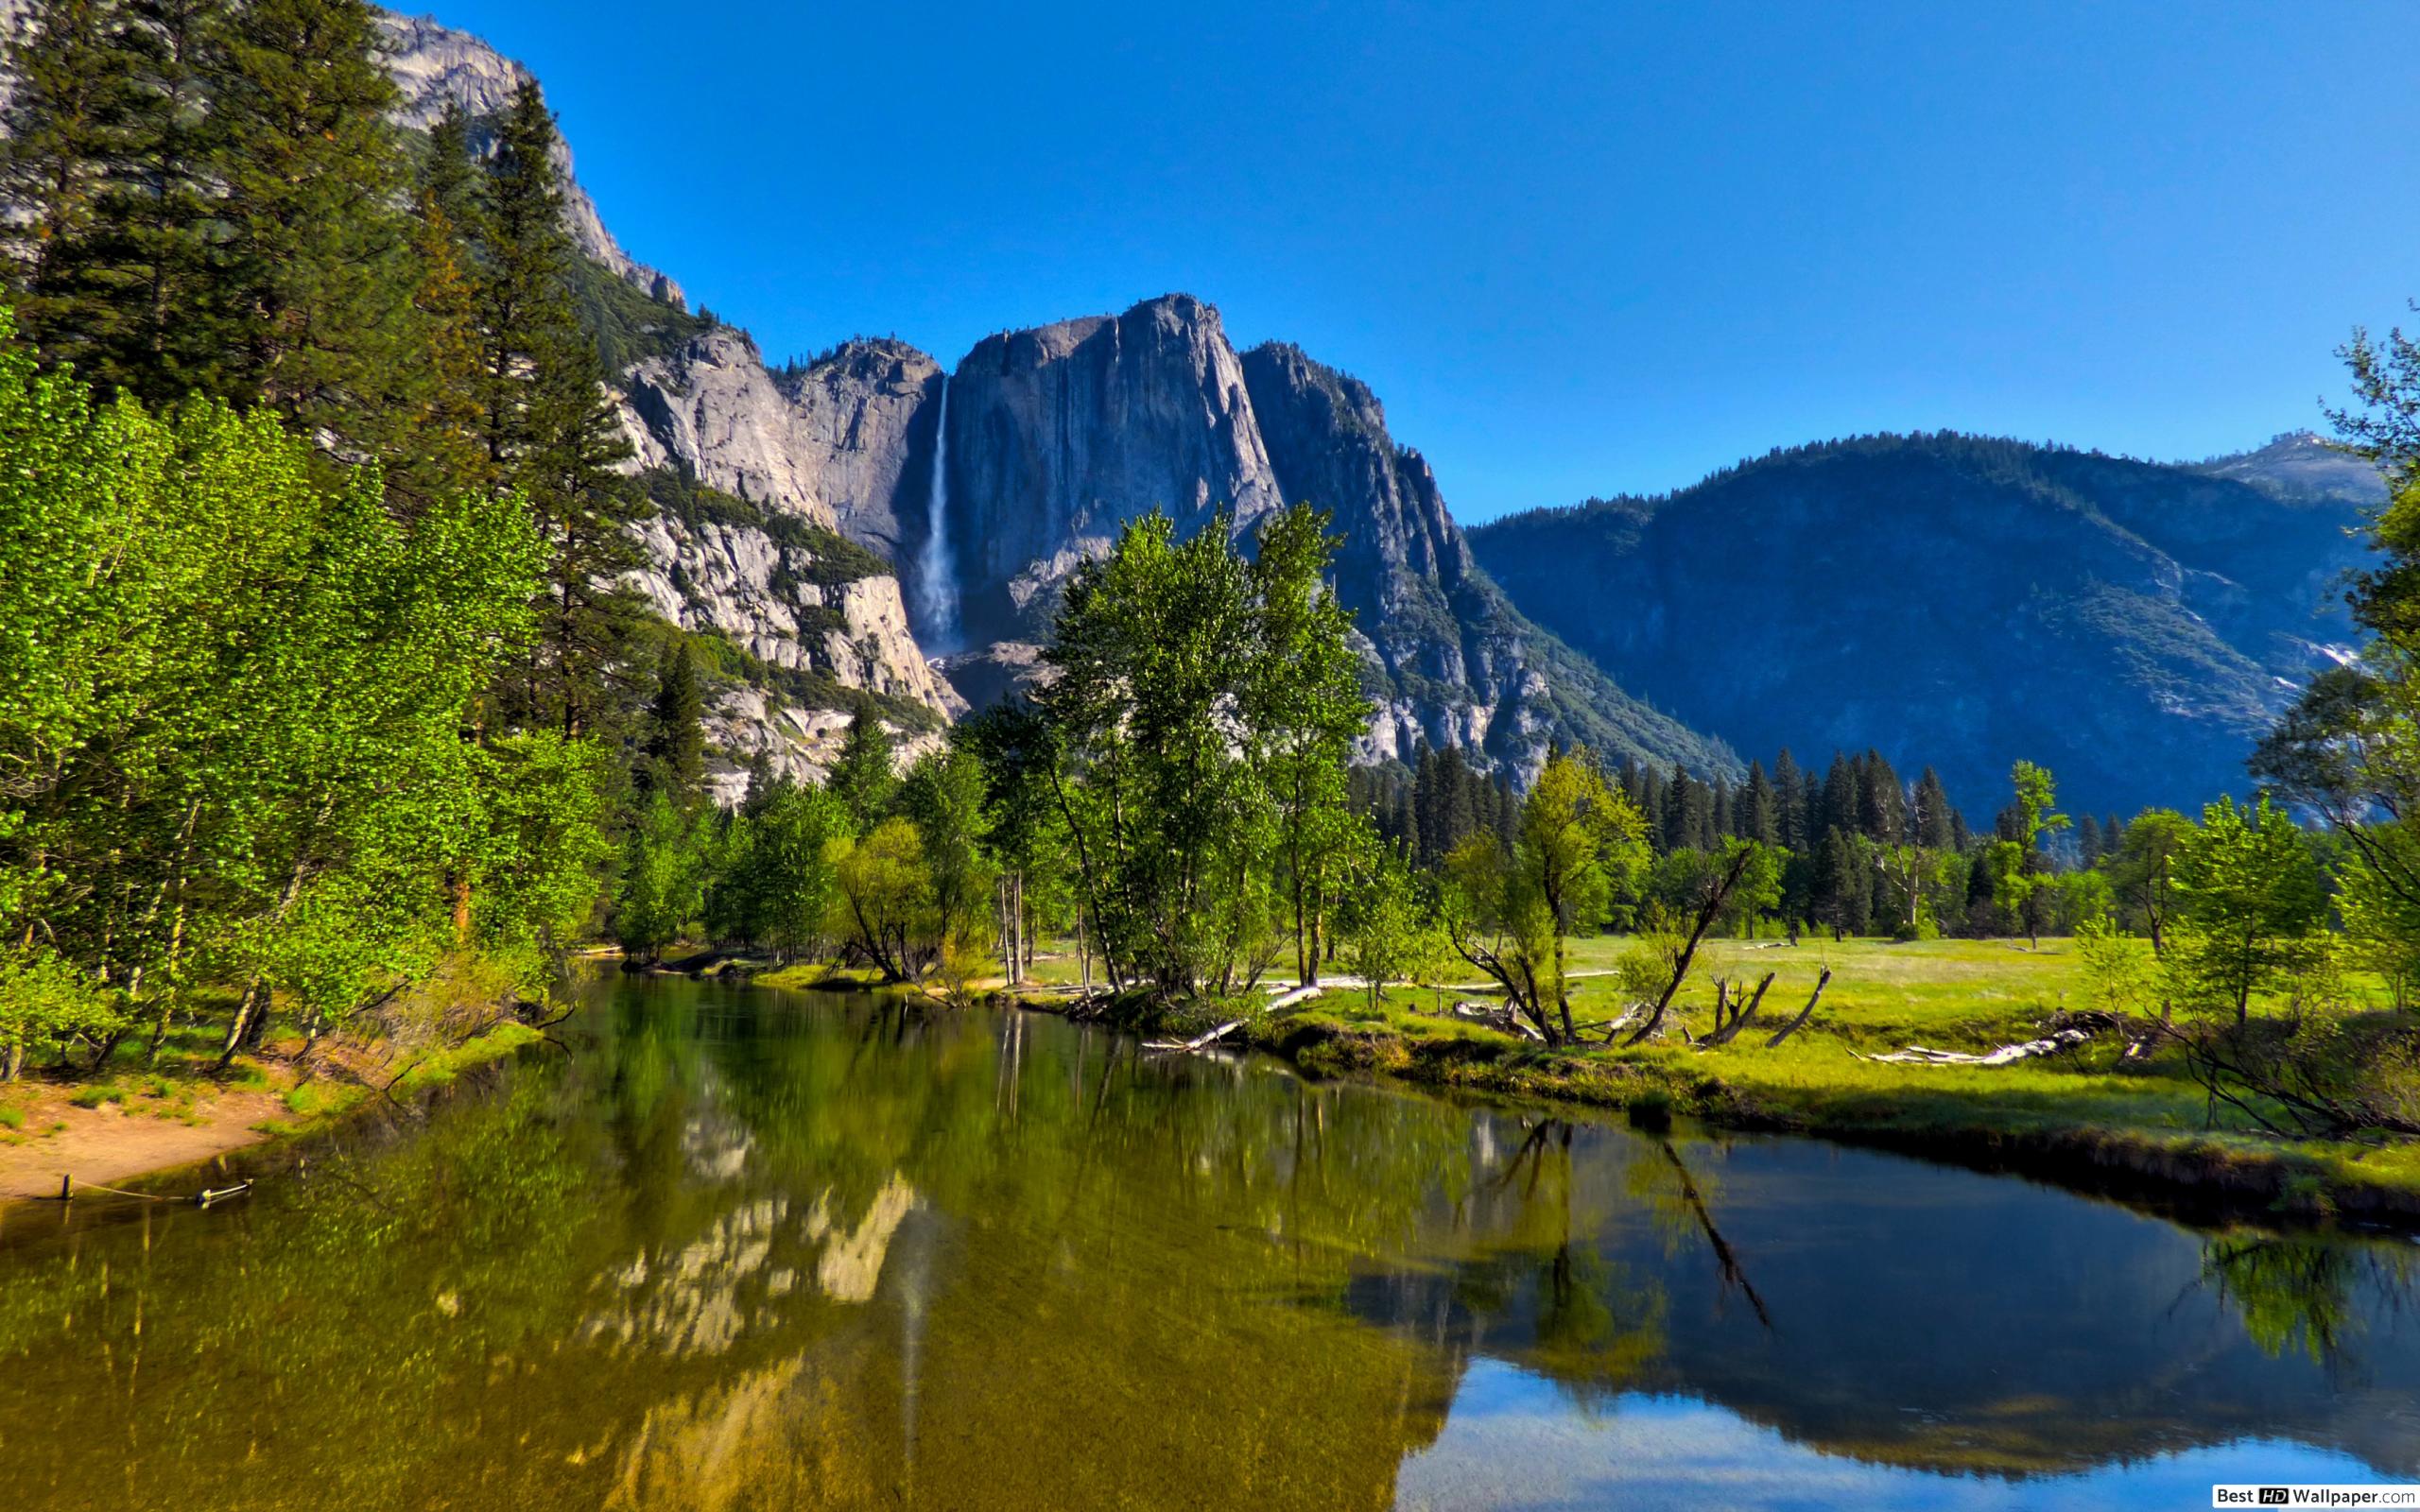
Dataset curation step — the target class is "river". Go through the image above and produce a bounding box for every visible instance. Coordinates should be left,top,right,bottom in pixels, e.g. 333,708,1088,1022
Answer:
1,973,2413,1509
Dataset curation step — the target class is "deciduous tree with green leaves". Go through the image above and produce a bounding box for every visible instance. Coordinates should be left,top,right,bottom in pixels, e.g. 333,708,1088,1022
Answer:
2169,795,2326,1027
1444,750,1650,1045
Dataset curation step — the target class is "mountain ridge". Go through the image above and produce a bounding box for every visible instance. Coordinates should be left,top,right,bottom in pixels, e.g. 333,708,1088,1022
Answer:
1467,429,2382,816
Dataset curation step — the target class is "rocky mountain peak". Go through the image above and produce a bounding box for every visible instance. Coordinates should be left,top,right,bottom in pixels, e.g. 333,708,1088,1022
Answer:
376,12,685,308
943,293,1285,647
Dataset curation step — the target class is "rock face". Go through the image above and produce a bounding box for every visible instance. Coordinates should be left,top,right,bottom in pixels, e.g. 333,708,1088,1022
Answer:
1468,432,2383,817
1237,340,1733,777
934,296,1736,781
377,13,684,306
619,330,942,555
942,295,1286,646
630,498,959,804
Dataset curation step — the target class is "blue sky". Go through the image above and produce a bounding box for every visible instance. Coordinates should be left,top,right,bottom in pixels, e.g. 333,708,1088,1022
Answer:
428,0,2420,520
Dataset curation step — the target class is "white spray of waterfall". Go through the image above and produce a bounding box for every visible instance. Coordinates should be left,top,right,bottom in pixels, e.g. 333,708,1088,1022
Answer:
917,376,959,652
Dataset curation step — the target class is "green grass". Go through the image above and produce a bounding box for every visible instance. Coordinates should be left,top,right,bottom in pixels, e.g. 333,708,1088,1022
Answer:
995,933,2420,1222
68,1083,127,1108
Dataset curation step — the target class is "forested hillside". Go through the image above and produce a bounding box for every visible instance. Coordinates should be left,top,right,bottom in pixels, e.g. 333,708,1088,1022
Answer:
1468,431,2382,817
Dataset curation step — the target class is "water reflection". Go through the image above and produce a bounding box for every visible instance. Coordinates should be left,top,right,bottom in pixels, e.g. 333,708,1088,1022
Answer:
0,974,2411,1510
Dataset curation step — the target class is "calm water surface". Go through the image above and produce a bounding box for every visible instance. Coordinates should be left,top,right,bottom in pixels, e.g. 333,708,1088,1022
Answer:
1,974,2414,1510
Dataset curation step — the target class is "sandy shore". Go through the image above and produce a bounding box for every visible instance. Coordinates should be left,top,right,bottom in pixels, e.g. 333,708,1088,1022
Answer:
0,1081,288,1201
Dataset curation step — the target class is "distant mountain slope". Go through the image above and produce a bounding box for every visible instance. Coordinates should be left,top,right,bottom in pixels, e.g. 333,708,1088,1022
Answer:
1467,432,2381,816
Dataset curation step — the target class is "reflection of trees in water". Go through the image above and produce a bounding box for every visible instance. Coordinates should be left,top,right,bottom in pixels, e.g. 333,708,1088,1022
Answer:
2200,1233,2417,1371
9,979,2420,1509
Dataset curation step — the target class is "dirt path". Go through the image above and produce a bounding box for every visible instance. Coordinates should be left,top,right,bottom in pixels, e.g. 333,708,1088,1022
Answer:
0,1083,287,1201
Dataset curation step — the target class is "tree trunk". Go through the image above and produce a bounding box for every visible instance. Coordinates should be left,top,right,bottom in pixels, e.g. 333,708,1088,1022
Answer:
1763,968,1834,1048
218,979,264,1065
1624,846,1754,1047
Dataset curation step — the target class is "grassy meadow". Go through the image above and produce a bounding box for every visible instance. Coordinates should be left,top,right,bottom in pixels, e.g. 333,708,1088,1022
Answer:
968,933,2420,1221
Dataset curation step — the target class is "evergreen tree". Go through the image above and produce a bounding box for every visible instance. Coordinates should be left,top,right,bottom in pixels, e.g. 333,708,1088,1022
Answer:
77,0,219,405
201,0,420,455
1663,764,1695,853
1818,826,1868,938
1858,749,1902,840
1635,762,1668,852
2077,813,2104,869
827,705,897,834
473,79,647,736
1772,748,1807,850
640,640,705,802
1739,760,1777,846
1912,765,1957,849
739,747,776,817
0,0,138,371
394,100,491,510
1820,752,1861,842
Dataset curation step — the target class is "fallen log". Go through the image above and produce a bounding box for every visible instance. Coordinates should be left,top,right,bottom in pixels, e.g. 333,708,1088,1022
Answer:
1450,1001,1546,1040
1144,1019,1246,1054
1267,986,1322,1012
1854,1026,2095,1067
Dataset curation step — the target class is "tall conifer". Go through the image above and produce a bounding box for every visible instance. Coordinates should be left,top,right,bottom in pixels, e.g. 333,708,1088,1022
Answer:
474,79,647,736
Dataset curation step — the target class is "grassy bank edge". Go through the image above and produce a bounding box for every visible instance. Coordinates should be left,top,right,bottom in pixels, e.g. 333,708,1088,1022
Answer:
0,1018,544,1209
981,983,2420,1230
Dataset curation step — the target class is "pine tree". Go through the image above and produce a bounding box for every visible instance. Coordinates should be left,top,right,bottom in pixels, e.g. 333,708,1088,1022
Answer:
1911,765,1956,849
474,79,646,737
1635,763,1668,852
393,100,491,511
77,0,219,404
1738,761,1777,846
641,640,705,802
739,747,777,817
1858,749,1903,840
0,0,137,370
2077,813,2104,868
201,0,419,453
1821,753,1861,842
826,705,897,834
1772,748,1806,850
1663,765,1694,852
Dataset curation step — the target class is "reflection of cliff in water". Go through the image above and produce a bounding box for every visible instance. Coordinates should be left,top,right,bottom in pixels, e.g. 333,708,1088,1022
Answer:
0,975,2412,1512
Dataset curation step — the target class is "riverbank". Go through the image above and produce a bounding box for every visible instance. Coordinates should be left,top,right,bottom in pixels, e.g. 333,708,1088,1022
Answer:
0,1020,543,1204
982,937,2420,1228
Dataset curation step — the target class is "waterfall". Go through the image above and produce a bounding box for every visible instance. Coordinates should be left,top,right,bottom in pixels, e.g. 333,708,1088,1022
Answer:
916,376,959,653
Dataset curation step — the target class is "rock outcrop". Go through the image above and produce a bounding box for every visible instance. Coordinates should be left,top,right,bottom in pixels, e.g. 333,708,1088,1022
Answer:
378,13,685,306
942,295,1286,646
618,330,942,556
934,295,1735,781
630,491,959,804
1238,339,1733,777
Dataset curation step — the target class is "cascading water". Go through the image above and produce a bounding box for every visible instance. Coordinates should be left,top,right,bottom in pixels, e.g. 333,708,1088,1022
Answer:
916,376,959,653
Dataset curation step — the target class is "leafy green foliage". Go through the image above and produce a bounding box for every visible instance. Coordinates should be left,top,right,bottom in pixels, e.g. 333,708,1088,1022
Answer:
0,311,604,1068
1443,751,1650,1042
1034,506,1377,997
2169,796,2327,1027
